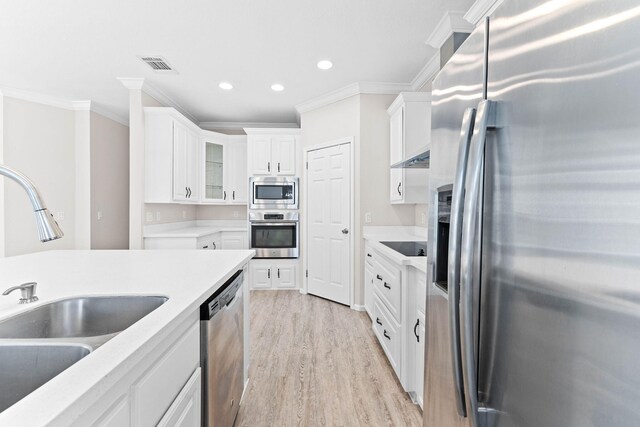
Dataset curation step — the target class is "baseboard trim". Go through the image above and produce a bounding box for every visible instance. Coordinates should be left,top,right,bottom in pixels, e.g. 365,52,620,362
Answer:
351,304,366,312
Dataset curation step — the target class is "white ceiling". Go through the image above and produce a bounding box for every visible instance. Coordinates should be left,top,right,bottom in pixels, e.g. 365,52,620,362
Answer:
0,0,474,125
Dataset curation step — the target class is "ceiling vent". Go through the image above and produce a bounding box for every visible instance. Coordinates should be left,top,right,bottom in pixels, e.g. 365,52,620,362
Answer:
138,56,177,73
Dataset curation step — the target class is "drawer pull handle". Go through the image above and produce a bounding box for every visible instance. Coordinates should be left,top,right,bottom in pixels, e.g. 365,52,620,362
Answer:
376,274,382,281
383,330,391,340
367,253,372,257
414,318,420,343
376,317,382,326
384,282,391,290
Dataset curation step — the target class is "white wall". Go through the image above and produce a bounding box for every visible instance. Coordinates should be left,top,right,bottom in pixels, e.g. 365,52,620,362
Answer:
3,97,77,256
90,111,129,249
300,93,415,307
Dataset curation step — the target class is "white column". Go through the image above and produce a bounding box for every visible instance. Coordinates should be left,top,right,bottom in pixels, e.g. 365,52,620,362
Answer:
73,101,91,249
118,78,145,250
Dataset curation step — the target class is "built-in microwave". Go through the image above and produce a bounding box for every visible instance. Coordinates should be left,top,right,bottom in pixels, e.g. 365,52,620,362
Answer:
249,177,298,210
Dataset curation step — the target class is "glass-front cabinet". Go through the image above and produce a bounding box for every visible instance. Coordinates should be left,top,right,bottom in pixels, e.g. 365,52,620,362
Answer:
203,140,224,201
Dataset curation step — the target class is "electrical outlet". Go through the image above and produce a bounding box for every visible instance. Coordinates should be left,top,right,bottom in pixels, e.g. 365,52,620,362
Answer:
421,212,426,225
182,210,187,219
146,212,153,222
365,212,372,224
97,211,103,221
156,211,161,221
233,210,239,218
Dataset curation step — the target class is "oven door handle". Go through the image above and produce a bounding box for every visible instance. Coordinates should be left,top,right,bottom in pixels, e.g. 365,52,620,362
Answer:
249,221,299,226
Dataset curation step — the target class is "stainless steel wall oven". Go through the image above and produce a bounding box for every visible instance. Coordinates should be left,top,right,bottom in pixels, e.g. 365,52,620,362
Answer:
248,212,299,258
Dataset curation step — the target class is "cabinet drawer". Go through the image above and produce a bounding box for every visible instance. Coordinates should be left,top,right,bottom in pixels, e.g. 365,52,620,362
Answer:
373,295,401,375
373,254,402,322
364,243,374,268
132,321,200,427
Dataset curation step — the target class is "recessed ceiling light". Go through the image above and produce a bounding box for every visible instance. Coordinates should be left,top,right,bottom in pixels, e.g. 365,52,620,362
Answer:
271,83,284,92
219,82,233,90
317,60,333,70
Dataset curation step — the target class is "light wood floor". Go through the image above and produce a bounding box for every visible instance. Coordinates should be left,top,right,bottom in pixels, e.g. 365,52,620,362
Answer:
234,291,423,427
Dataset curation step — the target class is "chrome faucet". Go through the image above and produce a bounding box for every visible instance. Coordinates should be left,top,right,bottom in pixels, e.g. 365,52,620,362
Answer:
0,164,63,242
3,282,38,304
0,165,63,304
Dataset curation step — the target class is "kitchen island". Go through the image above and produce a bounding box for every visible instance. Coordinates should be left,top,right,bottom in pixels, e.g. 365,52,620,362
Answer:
0,249,254,426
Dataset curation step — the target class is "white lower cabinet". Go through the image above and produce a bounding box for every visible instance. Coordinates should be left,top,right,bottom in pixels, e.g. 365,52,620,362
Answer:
77,314,201,426
365,240,428,400
220,231,247,249
95,397,129,427
413,309,426,409
157,367,202,427
249,260,297,289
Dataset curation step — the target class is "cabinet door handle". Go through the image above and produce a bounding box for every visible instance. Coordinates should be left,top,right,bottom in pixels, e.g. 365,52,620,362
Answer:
268,162,271,172
278,162,281,172
202,245,208,249
188,187,192,198
384,282,391,290
383,330,391,340
223,191,226,200
414,318,420,343
376,274,382,281
367,253,372,257
232,190,235,200
277,268,280,278
397,182,402,196
268,268,271,279
376,317,383,326
185,187,189,198
212,242,216,250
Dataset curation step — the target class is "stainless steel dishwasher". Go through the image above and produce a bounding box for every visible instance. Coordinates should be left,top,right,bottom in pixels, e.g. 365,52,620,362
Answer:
200,269,244,427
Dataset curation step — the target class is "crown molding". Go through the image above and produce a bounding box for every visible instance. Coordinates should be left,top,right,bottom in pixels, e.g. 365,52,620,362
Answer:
141,82,199,124
0,86,92,111
116,77,145,90
464,0,504,26
90,104,129,127
200,121,299,131
426,11,475,49
295,82,412,115
410,55,440,91
71,100,91,111
244,127,301,135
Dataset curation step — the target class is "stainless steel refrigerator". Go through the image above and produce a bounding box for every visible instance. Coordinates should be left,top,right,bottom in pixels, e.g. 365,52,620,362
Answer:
424,1,640,426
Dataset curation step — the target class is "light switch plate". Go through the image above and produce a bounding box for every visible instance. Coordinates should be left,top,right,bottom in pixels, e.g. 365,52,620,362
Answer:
421,212,426,225
365,212,372,224
146,212,153,222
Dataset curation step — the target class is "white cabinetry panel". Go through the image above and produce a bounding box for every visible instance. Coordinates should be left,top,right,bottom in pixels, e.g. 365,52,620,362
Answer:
157,367,201,427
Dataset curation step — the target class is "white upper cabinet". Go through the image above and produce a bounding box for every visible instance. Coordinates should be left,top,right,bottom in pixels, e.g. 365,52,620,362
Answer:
387,92,431,204
145,108,247,205
200,133,247,204
225,136,248,203
145,108,201,204
245,129,301,177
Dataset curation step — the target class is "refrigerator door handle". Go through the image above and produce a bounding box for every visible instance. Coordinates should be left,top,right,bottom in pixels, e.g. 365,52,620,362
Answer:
448,107,477,418
460,99,497,427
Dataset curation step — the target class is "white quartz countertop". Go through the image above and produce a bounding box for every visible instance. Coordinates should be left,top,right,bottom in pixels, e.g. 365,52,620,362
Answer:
144,225,247,238
363,230,427,273
0,249,254,426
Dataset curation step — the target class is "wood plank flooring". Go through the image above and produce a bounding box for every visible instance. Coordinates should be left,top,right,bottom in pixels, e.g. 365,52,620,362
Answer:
234,291,423,427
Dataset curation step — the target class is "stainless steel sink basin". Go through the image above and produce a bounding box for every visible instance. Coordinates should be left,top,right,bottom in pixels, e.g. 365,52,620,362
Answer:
0,344,90,412
0,296,168,339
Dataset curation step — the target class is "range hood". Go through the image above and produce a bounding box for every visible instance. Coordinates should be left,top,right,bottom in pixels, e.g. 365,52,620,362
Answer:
390,146,430,169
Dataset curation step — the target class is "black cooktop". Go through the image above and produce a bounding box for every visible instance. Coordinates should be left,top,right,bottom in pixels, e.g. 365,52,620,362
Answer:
380,241,427,257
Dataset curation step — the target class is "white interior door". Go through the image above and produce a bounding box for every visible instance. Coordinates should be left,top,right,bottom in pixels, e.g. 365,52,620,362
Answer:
307,143,351,305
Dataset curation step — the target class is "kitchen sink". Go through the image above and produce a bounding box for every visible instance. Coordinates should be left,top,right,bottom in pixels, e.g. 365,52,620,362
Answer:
0,343,91,412
0,296,168,339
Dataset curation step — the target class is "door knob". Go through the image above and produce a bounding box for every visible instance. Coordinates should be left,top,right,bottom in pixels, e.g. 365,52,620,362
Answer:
342,228,349,234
